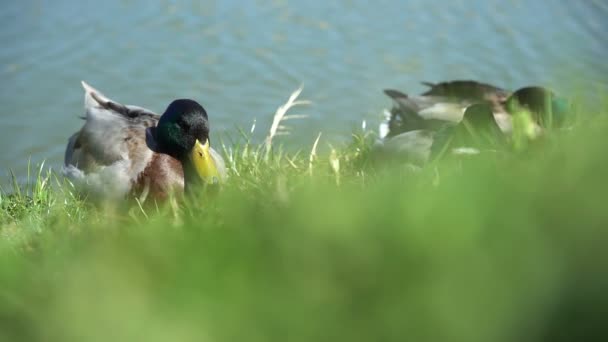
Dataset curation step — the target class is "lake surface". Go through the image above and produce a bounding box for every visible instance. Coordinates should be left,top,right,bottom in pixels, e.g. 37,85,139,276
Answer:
1,0,607,183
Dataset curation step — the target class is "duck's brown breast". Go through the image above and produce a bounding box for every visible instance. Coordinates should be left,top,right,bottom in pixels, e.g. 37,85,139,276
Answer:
132,152,184,201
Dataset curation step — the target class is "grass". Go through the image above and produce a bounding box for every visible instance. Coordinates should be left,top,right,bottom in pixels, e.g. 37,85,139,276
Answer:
1,90,608,342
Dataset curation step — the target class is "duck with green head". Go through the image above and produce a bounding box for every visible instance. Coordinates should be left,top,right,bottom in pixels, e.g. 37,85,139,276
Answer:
381,80,570,138
375,80,571,164
63,82,226,202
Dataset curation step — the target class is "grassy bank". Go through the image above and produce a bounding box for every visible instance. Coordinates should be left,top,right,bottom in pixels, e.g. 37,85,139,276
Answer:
1,99,608,341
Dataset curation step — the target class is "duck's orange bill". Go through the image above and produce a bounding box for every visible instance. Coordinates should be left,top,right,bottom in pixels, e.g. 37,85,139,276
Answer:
190,139,220,185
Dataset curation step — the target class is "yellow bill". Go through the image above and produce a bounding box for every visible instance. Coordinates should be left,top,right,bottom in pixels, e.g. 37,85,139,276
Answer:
190,139,220,185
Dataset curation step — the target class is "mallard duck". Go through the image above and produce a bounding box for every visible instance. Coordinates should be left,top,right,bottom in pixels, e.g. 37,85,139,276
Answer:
375,80,570,165
63,82,227,201
429,102,506,158
373,102,505,165
381,80,569,139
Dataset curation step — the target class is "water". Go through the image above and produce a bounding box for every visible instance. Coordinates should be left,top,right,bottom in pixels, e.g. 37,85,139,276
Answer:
1,0,607,183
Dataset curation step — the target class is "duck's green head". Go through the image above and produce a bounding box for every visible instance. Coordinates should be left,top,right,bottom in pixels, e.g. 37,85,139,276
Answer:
506,86,570,128
156,99,220,185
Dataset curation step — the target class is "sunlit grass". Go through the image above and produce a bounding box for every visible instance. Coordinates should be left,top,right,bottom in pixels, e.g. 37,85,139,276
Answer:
1,92,607,341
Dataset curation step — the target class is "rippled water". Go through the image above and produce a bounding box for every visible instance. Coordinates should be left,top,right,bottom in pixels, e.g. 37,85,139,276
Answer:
1,0,607,181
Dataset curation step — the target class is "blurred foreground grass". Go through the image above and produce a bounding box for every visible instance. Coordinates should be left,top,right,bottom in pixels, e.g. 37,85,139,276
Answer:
1,100,608,342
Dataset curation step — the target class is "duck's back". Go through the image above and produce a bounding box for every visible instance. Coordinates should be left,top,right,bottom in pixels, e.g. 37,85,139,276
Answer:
421,80,511,102
63,82,184,200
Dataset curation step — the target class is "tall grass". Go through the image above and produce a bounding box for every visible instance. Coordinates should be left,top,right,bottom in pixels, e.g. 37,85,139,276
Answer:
1,90,607,342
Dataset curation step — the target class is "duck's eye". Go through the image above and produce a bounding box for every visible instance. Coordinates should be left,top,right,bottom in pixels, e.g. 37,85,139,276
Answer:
198,151,204,158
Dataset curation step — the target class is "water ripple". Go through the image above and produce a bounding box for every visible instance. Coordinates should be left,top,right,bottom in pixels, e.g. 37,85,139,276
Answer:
0,0,606,181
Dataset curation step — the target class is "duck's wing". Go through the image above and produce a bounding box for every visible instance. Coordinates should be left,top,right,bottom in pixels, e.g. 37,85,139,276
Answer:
422,80,510,99
413,97,468,122
383,89,466,137
384,89,469,120
383,89,428,136
421,80,511,102
420,80,516,132
63,82,168,199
